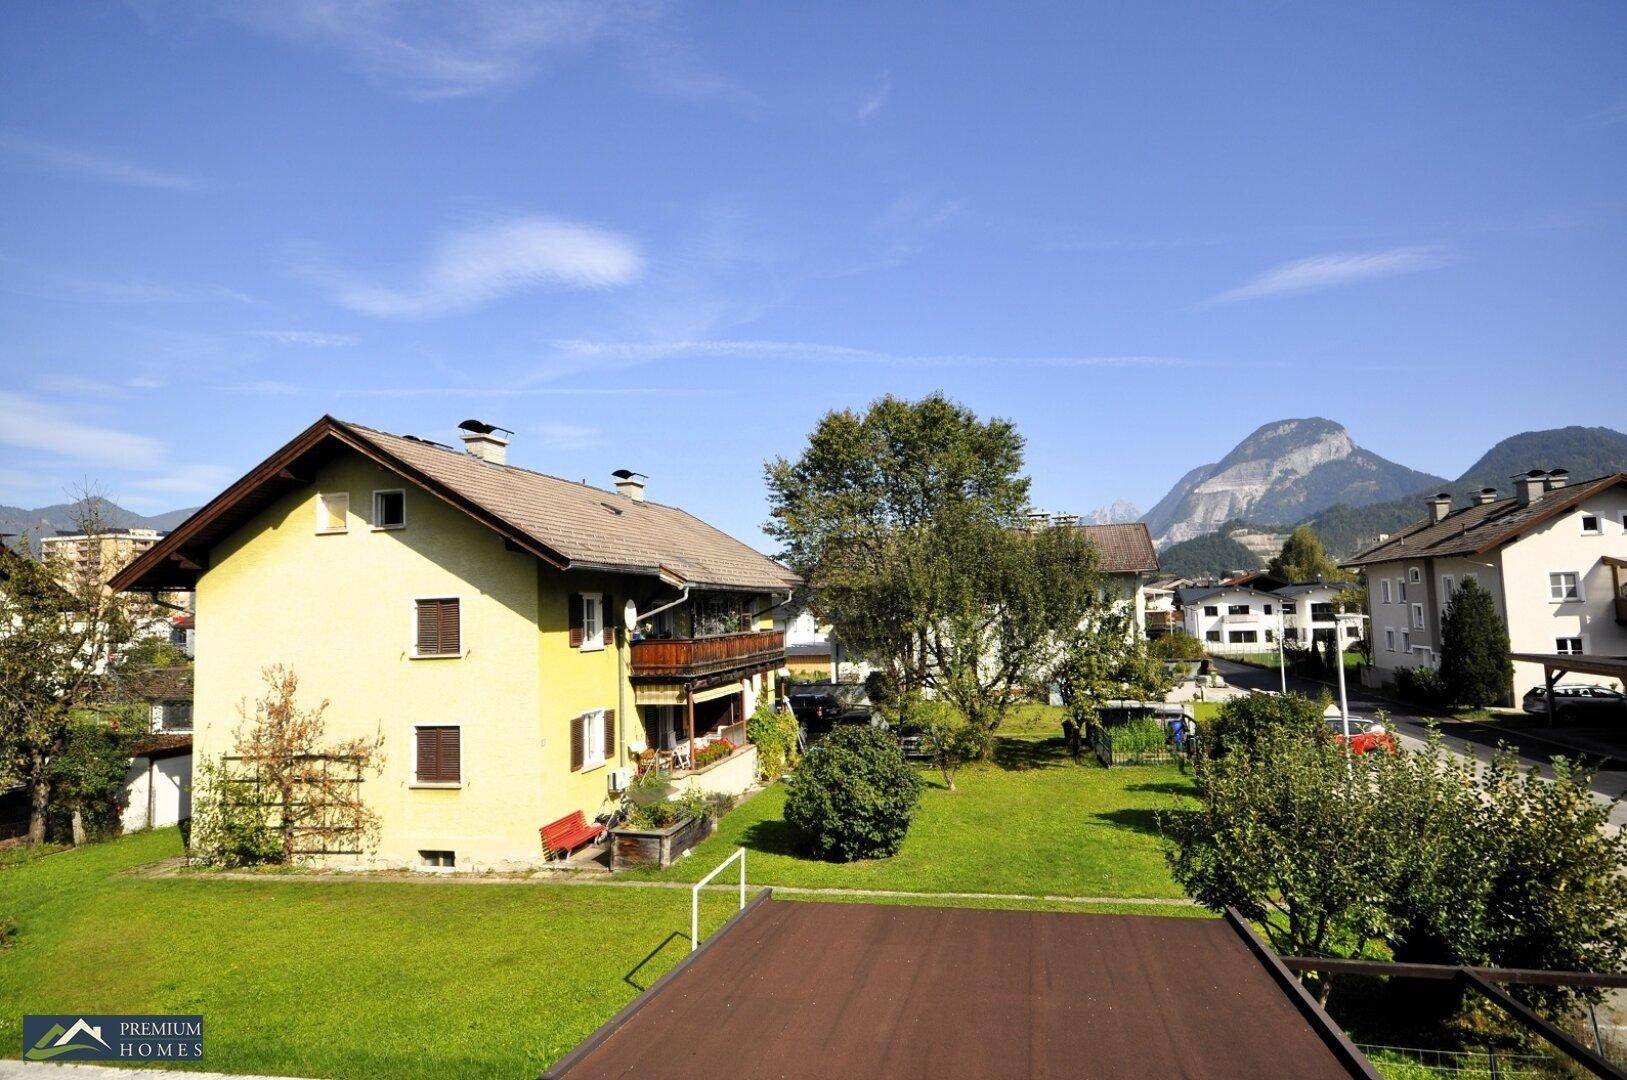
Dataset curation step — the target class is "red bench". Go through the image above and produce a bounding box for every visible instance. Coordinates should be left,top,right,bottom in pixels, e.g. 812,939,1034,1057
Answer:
541,811,607,860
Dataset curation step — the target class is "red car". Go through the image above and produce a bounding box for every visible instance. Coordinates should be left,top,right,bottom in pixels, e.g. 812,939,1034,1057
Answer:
1326,716,1397,754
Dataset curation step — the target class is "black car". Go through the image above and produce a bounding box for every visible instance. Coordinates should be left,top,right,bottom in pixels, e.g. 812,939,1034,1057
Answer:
788,682,872,734
1522,683,1627,721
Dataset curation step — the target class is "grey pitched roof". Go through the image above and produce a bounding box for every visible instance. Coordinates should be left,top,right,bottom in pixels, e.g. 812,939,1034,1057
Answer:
1175,584,1278,606
1272,581,1351,598
1345,474,1627,568
344,423,799,591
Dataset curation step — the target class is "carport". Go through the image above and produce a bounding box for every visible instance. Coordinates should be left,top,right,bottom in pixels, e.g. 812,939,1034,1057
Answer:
544,894,1378,1079
1511,653,1627,723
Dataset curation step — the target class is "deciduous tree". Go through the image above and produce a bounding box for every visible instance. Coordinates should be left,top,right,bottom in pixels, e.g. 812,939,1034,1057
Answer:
1267,525,1348,584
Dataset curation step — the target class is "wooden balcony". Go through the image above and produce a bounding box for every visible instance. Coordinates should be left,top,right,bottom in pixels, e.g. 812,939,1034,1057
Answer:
630,630,786,680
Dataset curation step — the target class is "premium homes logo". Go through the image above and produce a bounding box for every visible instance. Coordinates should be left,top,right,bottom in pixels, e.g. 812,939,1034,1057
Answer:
23,1014,203,1062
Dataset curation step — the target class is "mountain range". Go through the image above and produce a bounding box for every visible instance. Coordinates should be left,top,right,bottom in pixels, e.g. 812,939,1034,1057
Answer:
1142,418,1444,546
0,498,198,549
1150,422,1627,575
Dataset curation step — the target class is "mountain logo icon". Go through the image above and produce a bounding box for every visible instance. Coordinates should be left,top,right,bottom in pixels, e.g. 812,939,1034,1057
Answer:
25,1017,110,1061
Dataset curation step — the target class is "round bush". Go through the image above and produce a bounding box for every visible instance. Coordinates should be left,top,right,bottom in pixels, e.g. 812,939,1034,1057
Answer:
785,725,921,861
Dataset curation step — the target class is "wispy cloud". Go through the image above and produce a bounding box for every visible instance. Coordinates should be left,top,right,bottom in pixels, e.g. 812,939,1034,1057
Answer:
0,391,166,468
1584,101,1627,126
212,380,305,396
532,423,600,449
1203,245,1450,305
127,463,235,495
0,261,254,306
857,70,892,120
308,214,644,318
246,329,359,347
875,188,968,240
221,0,742,103
0,131,198,190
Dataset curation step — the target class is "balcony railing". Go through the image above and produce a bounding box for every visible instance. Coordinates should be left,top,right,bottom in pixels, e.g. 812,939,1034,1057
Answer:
630,630,785,679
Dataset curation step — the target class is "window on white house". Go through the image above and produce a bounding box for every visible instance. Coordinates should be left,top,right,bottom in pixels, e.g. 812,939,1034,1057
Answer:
1228,630,1258,644
1205,630,1221,642
581,709,607,769
1397,579,1406,602
1411,603,1425,630
1581,515,1601,536
1441,575,1455,597
1556,637,1583,656
1381,580,1392,605
414,598,461,657
1227,604,1250,616
162,701,193,732
1282,601,1297,614
581,594,604,650
373,490,405,529
1346,624,1360,638
316,492,349,533
1409,567,1421,584
1385,629,1396,652
1263,604,1273,615
1548,572,1581,602
419,850,456,869
1203,605,1219,617
1401,631,1412,652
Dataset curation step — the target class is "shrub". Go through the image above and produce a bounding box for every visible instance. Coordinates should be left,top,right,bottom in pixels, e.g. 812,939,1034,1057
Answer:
188,755,282,868
1395,665,1449,710
885,693,984,792
1203,692,1326,758
785,725,921,861
1150,632,1206,661
625,789,727,829
47,712,141,841
746,700,799,781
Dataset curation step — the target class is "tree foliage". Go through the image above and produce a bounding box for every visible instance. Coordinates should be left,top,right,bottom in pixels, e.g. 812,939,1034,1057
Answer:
785,725,921,861
1201,691,1327,759
1054,605,1177,727
1156,531,1262,578
1266,525,1349,584
883,692,982,792
1439,579,1512,708
0,495,139,843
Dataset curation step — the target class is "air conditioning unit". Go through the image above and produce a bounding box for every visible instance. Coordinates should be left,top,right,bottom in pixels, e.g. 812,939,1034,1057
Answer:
608,768,632,793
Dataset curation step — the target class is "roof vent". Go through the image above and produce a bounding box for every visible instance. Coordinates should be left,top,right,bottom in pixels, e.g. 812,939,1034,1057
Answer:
1544,467,1569,491
1473,487,1500,506
458,419,512,465
612,469,647,501
1428,493,1453,523
1513,469,1547,507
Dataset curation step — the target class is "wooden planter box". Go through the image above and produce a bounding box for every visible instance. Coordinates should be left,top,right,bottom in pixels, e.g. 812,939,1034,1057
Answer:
609,815,715,871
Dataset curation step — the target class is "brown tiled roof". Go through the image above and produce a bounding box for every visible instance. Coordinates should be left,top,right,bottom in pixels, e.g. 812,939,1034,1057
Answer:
1073,523,1160,574
130,733,191,758
109,416,799,594
99,665,193,704
1344,474,1627,568
345,423,797,591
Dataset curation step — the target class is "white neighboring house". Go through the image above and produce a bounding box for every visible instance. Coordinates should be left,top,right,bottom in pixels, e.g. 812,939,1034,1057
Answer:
1274,582,1364,648
1030,516,1161,634
1176,585,1281,648
1347,470,1627,699
117,667,193,833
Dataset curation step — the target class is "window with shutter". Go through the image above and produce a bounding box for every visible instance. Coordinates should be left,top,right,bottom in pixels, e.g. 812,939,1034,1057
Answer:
570,714,585,771
568,593,584,647
414,598,461,657
415,726,460,784
603,709,616,764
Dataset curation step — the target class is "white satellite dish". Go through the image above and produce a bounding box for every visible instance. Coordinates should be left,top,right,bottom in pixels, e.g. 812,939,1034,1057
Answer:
624,598,639,631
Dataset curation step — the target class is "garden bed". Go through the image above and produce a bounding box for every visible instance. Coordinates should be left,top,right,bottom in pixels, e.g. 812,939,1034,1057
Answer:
609,815,714,871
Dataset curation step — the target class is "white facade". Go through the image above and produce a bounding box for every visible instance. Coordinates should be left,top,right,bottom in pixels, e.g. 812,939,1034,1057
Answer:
1180,587,1280,647
1363,486,1627,698
1276,584,1364,648
122,751,192,833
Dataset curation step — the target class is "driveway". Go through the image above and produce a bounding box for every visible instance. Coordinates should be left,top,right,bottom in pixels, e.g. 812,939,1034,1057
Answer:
1208,658,1627,830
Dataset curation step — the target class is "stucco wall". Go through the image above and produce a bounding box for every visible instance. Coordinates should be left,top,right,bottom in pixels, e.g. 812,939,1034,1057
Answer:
195,450,552,870
121,754,192,833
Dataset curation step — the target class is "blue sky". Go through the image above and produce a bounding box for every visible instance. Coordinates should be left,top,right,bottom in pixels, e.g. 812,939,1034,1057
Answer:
2,2,1623,548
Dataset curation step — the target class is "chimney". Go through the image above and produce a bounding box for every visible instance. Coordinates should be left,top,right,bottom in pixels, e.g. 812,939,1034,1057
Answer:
1427,493,1453,523
457,419,512,465
1513,469,1547,507
612,469,647,501
1472,487,1499,506
1544,467,1569,491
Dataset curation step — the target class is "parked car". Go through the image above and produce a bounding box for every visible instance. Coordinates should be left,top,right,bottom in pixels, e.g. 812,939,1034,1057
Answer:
1325,715,1396,754
1522,683,1627,721
789,682,873,736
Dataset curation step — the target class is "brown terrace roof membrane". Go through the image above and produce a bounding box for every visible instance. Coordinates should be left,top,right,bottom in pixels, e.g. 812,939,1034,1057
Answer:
545,898,1375,1080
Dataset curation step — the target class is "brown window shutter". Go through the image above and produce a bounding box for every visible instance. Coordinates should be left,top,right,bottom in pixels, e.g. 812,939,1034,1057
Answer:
416,600,440,655
440,599,460,655
568,593,583,647
603,593,614,645
603,708,616,761
416,727,437,781
570,714,584,771
440,727,461,783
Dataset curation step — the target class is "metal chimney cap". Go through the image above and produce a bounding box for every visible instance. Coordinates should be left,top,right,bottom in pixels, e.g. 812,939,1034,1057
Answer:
611,469,647,481
458,419,514,436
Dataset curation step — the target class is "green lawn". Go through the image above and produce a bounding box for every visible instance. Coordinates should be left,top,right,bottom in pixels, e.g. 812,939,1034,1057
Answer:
624,729,1198,900
0,829,743,1079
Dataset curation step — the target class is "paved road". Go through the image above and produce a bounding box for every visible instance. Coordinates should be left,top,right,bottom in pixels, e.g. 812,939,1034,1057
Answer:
1209,658,1627,829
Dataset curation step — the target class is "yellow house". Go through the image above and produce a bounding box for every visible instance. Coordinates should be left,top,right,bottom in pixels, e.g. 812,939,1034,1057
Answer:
112,416,799,871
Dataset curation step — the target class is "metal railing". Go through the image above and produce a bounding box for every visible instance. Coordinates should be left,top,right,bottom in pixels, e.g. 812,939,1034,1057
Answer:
691,847,746,951
1355,1043,1553,1078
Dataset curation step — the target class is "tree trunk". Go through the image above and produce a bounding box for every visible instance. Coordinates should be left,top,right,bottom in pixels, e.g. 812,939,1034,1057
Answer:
26,763,50,845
